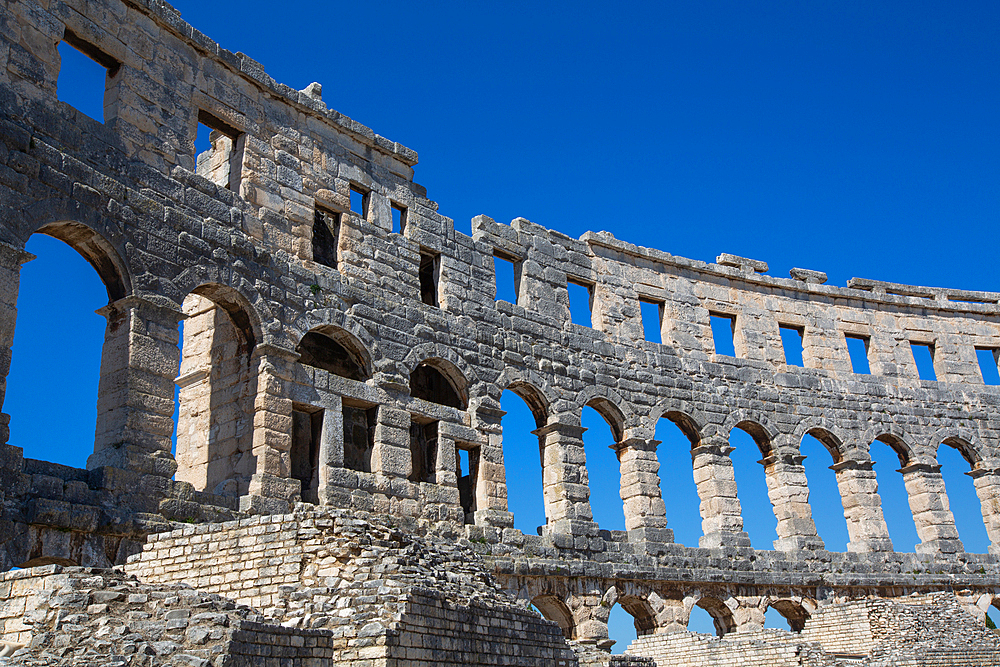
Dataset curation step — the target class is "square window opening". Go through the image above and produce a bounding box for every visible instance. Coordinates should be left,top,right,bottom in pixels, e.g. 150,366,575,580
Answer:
342,401,376,473
709,313,737,356
409,418,438,484
639,299,663,344
567,278,594,328
845,334,871,374
312,207,340,270
419,248,441,307
457,444,480,525
350,186,369,220
196,110,242,191
976,347,1000,386
778,325,805,367
493,252,519,304
391,202,407,234
57,32,120,124
291,403,323,505
910,342,937,381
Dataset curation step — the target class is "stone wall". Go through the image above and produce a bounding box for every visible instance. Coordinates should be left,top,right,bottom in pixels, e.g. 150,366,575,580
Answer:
0,0,998,662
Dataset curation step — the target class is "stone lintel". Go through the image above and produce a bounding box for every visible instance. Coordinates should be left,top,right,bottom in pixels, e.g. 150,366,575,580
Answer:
898,462,942,475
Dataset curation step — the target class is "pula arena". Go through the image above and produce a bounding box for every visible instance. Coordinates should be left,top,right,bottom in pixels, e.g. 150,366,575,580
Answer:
0,0,998,665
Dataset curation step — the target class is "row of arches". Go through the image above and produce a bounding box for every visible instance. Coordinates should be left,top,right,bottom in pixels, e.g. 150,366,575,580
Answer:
3,225,999,557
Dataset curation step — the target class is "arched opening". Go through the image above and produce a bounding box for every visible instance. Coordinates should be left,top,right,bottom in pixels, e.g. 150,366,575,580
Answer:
655,412,702,546
410,359,467,409
532,594,574,639
174,286,259,498
5,232,116,469
765,599,810,632
691,596,736,637
937,438,989,554
870,435,919,552
582,400,626,531
988,598,1000,630
800,429,850,552
729,422,777,550
501,384,548,535
296,327,370,381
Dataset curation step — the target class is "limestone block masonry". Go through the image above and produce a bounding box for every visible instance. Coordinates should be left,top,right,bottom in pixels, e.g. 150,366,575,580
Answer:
0,0,998,663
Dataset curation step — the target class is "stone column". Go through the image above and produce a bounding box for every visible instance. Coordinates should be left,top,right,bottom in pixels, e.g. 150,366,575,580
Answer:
968,467,1000,555
762,452,824,551
471,403,515,530
615,437,673,549
87,295,183,478
534,416,599,547
692,442,751,548
830,460,893,552
901,463,964,554
241,343,300,514
0,242,34,447
570,588,616,650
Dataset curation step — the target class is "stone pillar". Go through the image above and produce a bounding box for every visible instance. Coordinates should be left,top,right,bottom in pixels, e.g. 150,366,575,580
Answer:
570,588,616,651
692,442,751,548
762,452,825,551
901,463,964,554
0,242,34,447
968,467,1000,555
471,403,515,530
87,295,183,478
534,416,599,546
370,405,412,479
830,460,894,552
615,437,673,549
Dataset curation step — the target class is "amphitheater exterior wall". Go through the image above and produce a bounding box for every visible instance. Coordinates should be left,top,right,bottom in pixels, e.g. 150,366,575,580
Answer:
0,0,997,660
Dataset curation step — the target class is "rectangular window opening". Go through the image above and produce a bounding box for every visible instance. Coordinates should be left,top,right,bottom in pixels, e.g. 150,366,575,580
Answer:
196,110,242,191
778,325,805,367
342,401,376,473
976,347,1000,386
419,248,441,307
493,252,519,304
350,186,369,221
312,206,340,270
639,299,663,344
910,342,937,381
567,278,594,328
845,334,871,374
57,32,120,124
409,418,438,484
391,202,407,234
456,444,480,525
291,404,323,504
709,313,737,356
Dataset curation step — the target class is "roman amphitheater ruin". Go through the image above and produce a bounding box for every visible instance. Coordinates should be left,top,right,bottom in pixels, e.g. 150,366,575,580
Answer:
0,0,998,664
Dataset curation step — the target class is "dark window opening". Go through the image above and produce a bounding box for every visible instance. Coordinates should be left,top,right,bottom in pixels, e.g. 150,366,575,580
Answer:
57,32,121,124
391,202,407,234
196,110,242,191
493,252,519,304
291,404,323,504
976,347,1000,385
639,298,663,344
342,401,376,473
410,362,466,409
911,342,937,381
312,207,340,270
457,444,480,524
779,324,805,367
297,330,369,381
409,418,438,483
709,313,736,356
419,249,440,307
845,334,871,374
567,278,594,327
350,186,368,220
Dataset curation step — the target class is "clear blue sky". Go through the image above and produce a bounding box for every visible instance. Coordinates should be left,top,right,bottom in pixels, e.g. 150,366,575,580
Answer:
6,0,999,648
